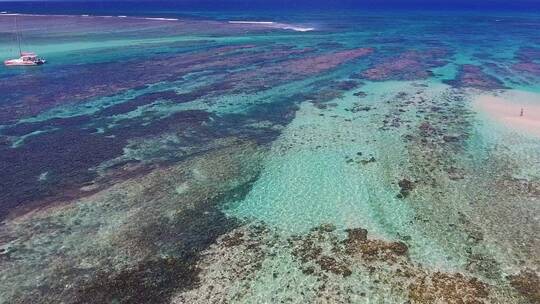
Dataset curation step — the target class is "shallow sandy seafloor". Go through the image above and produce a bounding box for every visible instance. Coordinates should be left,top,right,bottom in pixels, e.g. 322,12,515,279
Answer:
0,13,539,304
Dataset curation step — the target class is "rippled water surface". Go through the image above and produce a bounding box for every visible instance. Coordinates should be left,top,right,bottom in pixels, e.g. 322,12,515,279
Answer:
0,11,539,304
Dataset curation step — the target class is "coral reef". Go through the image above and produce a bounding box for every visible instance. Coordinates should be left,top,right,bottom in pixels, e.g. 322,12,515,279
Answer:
173,223,505,303
0,140,266,304
409,272,489,304
444,65,506,90
361,49,450,81
508,269,540,303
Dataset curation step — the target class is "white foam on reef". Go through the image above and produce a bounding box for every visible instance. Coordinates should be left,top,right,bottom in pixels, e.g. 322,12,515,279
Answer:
229,21,275,25
278,24,315,32
228,20,315,32
143,17,179,21
0,12,178,22
0,12,314,31
0,13,76,18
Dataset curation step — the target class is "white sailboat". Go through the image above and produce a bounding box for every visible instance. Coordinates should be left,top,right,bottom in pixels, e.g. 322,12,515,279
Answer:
4,16,46,66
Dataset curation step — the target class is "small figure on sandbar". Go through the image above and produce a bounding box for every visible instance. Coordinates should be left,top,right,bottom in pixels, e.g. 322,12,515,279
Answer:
520,108,524,117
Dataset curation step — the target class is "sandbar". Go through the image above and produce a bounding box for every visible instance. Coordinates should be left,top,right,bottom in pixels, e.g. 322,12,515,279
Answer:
474,90,540,137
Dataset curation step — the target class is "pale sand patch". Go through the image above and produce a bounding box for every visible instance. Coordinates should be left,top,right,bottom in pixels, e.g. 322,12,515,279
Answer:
474,90,540,137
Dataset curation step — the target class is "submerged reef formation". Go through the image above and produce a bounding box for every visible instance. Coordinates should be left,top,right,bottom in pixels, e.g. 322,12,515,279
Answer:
0,41,372,220
0,140,265,303
361,49,450,81
173,223,524,303
508,270,540,303
0,44,292,123
444,65,507,90
512,47,540,81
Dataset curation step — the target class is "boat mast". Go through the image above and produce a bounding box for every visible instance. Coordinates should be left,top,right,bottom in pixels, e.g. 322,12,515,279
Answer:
15,16,22,56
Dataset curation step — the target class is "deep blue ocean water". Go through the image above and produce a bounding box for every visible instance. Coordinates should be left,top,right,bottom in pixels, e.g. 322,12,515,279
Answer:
2,0,540,18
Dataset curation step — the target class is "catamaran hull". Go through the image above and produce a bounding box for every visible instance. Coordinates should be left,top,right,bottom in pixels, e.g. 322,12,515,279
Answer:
4,59,46,66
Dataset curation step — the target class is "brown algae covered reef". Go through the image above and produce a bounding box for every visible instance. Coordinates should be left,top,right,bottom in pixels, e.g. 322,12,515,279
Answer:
0,140,266,303
173,83,540,304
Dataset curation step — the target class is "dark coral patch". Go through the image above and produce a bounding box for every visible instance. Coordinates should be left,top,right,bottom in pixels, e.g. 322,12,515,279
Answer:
1,115,92,137
248,104,298,128
361,49,450,81
0,129,125,219
409,272,489,304
72,177,253,304
0,44,306,124
0,64,317,218
226,48,374,94
515,47,540,62
74,257,199,304
96,90,183,117
397,179,415,198
444,64,506,90
364,37,408,45
0,108,214,220
3,148,259,304
512,62,540,77
508,270,540,304
316,256,352,277
353,91,368,97
0,45,379,220
0,80,305,219
316,42,346,49
106,110,211,139
343,233,409,261
343,228,368,244
290,225,352,278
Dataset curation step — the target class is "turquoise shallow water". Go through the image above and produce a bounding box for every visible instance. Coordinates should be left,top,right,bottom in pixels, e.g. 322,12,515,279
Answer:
0,10,539,304
225,84,461,271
